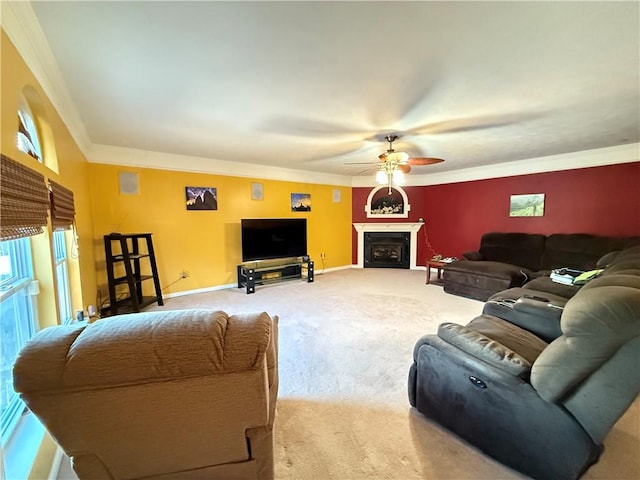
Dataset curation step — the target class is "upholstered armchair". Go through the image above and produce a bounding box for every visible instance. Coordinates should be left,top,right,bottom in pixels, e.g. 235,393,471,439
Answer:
408,260,640,479
13,309,278,480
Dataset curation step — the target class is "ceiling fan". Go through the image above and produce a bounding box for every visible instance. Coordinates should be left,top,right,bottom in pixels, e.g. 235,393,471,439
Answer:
348,134,444,193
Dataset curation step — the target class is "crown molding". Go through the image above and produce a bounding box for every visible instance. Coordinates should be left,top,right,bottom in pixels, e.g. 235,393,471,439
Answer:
351,143,640,188
88,144,354,187
1,1,92,156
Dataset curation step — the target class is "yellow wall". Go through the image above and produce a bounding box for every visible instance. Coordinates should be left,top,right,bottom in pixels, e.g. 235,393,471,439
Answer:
1,29,98,322
89,163,352,299
2,27,100,479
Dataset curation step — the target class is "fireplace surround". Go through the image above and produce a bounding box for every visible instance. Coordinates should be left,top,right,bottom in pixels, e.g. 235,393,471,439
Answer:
364,232,410,268
353,223,424,269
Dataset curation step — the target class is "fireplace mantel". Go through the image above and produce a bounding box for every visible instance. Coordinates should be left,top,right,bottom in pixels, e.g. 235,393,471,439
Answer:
353,222,424,269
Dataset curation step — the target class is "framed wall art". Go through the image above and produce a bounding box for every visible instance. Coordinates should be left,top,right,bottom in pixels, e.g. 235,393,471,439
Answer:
185,186,218,211
510,193,545,217
291,193,311,212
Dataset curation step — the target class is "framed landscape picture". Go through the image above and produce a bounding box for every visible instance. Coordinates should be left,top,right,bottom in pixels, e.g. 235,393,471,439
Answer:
291,193,311,212
510,193,544,217
186,186,218,210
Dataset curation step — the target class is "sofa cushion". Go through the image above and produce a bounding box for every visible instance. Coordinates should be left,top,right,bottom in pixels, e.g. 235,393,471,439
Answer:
478,232,546,271
445,260,530,282
523,276,581,299
487,287,569,306
541,234,640,271
444,261,531,301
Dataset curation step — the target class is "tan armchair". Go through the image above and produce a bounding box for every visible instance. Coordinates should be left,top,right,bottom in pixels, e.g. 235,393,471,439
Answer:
13,309,278,480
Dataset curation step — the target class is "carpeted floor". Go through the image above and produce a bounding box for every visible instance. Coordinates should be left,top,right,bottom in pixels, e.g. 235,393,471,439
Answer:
58,268,639,479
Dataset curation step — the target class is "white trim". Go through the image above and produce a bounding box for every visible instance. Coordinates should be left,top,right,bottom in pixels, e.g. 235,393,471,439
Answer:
352,223,424,270
163,282,237,299
161,264,353,298
352,143,639,187
311,264,352,275
365,185,411,218
47,447,64,480
88,144,353,187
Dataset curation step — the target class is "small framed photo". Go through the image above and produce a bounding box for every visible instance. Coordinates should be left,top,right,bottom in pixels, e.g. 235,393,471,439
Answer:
510,193,544,217
291,193,311,212
251,182,263,200
186,186,218,211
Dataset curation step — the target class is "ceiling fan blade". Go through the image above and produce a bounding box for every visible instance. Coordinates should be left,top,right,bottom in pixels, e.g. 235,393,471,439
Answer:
344,161,379,165
398,164,411,174
407,157,445,165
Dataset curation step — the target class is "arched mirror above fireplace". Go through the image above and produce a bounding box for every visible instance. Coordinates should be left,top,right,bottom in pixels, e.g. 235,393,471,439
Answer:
365,186,410,219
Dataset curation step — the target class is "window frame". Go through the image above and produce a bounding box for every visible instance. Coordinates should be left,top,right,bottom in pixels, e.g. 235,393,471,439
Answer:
0,237,37,446
16,98,43,163
53,230,73,325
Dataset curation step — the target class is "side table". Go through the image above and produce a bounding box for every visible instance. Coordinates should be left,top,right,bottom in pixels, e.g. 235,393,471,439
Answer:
426,260,447,285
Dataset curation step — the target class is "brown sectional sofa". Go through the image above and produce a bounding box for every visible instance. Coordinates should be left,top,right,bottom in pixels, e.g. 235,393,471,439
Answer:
442,232,639,301
409,243,640,479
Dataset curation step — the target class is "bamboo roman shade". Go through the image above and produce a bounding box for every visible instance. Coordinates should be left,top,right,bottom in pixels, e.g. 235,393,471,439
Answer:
49,179,75,230
0,154,49,240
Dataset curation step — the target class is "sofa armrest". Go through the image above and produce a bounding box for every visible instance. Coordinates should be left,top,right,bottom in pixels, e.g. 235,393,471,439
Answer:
437,322,534,377
463,250,484,261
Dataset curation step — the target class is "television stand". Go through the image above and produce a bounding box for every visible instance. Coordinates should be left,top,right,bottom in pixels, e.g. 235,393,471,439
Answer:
237,257,314,294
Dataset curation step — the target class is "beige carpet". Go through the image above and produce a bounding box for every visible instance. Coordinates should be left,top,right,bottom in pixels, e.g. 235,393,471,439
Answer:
58,268,639,479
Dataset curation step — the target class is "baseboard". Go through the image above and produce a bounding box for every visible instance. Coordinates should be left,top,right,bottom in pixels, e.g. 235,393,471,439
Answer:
163,264,355,298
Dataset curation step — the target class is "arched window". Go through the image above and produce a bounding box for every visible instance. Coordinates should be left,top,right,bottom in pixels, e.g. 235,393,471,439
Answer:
16,96,43,162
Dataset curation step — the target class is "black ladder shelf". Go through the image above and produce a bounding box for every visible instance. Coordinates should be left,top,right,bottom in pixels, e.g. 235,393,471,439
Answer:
103,233,163,316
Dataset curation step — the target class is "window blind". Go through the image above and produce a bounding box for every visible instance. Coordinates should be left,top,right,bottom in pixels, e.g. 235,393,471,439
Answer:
0,154,49,240
49,179,75,230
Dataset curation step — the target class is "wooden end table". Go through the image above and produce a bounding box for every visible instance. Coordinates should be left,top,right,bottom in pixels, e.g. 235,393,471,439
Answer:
426,260,447,285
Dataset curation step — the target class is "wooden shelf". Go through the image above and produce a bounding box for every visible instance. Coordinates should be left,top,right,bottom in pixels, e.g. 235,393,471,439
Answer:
103,233,163,316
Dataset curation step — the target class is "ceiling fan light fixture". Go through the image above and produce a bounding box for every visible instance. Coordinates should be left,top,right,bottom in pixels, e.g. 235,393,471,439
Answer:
386,151,408,163
392,169,405,183
376,168,388,184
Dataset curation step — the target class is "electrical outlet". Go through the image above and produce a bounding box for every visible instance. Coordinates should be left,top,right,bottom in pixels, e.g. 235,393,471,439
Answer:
181,270,189,278
320,252,325,260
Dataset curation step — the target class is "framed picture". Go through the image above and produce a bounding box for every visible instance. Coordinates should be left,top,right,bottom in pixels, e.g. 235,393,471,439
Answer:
291,193,311,212
251,182,263,200
185,186,217,211
510,193,545,217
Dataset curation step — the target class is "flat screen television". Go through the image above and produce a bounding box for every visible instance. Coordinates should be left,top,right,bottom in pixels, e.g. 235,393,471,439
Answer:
241,218,307,262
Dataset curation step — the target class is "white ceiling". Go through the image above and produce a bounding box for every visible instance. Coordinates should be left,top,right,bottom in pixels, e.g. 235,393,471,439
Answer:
12,2,640,181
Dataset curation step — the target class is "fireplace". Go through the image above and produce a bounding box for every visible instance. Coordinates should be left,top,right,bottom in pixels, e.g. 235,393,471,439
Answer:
352,222,424,270
364,232,410,269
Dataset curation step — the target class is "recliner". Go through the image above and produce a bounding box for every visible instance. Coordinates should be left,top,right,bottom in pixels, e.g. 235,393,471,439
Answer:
13,309,279,480
409,245,640,479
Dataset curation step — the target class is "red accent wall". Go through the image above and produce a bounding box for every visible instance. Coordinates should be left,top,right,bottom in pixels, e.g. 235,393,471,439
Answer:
352,162,640,266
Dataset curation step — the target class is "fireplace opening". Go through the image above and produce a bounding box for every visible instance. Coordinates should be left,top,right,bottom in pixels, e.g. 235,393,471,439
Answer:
364,232,410,269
